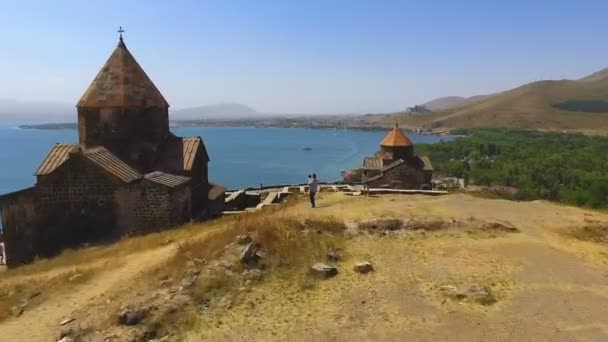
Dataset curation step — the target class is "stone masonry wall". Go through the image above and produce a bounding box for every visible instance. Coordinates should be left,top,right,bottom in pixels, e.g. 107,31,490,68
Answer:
2,153,194,266
34,155,122,258
368,163,426,189
115,181,191,236
78,107,169,171
0,188,38,265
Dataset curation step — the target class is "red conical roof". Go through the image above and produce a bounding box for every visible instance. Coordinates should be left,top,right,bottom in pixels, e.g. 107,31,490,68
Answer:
380,123,413,147
77,37,169,108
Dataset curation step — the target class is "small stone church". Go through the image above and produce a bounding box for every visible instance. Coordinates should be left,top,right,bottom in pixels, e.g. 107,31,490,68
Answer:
363,124,433,189
0,34,225,266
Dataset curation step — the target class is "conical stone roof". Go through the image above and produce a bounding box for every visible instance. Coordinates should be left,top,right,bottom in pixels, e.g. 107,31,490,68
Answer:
77,38,169,108
380,123,413,147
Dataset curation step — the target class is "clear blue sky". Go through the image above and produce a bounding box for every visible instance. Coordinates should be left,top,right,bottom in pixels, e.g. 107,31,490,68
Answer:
1,0,607,114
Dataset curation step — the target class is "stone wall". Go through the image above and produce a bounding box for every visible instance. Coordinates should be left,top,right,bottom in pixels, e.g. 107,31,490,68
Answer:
0,188,38,265
1,154,193,267
116,181,192,236
78,107,169,171
368,163,426,189
35,154,122,258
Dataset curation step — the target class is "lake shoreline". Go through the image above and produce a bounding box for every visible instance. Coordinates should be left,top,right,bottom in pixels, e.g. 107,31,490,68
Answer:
17,121,452,136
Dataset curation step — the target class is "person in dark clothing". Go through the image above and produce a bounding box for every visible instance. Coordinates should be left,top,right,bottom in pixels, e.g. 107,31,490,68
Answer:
362,170,369,196
309,173,319,208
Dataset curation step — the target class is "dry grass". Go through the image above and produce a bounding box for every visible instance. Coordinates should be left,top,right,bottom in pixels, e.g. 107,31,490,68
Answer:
140,205,347,338
569,224,608,244
160,211,345,279
4,193,608,341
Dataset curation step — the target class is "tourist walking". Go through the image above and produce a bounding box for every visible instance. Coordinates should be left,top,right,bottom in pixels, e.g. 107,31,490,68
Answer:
309,174,320,208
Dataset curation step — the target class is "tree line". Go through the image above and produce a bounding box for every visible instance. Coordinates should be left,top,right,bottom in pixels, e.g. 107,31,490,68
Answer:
416,128,608,208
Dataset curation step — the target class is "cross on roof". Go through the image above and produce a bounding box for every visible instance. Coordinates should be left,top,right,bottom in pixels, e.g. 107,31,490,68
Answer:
118,26,125,39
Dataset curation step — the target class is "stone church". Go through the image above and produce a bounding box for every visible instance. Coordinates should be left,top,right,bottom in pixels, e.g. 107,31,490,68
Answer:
363,124,433,189
0,34,225,266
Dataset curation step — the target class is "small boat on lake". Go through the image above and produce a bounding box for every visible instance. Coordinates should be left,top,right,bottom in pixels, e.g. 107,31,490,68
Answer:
303,146,312,151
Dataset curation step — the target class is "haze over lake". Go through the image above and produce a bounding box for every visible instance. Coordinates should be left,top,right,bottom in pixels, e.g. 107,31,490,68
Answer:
0,124,452,193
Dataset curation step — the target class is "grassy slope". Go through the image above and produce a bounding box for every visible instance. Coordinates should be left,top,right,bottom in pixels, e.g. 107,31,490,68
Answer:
186,194,608,341
367,68,608,132
1,193,608,341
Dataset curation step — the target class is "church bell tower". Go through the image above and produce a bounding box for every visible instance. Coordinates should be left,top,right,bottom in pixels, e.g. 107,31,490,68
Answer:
76,28,170,171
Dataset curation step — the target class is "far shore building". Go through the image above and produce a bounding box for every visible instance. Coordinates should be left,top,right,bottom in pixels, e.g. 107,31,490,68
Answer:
0,34,225,267
363,124,433,189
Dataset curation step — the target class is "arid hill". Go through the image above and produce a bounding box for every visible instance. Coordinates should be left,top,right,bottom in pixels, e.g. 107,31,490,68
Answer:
422,95,491,112
363,68,608,132
1,192,607,341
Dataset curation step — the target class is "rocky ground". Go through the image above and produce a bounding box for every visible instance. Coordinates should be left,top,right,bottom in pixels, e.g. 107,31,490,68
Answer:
1,193,607,341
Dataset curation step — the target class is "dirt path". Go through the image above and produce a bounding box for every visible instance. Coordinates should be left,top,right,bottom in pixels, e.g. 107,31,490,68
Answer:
0,244,176,342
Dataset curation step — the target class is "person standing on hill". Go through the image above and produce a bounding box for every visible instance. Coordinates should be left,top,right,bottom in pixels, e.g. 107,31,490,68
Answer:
309,173,320,208
362,170,370,196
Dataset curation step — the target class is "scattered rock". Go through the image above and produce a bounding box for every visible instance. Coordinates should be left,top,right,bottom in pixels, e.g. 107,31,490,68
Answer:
236,235,253,245
60,317,75,326
193,257,207,265
57,326,75,340
57,337,74,342
117,308,146,326
180,276,197,289
309,263,338,279
68,273,84,282
405,220,448,231
440,285,466,300
159,278,173,287
240,242,262,267
358,219,403,232
466,284,497,305
142,327,158,341
11,305,25,317
353,261,374,274
482,221,518,233
326,249,341,262
242,268,264,282
161,239,174,246
440,284,497,305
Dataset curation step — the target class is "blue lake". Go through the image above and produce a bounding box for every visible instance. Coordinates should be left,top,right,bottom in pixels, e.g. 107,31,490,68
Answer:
0,123,452,193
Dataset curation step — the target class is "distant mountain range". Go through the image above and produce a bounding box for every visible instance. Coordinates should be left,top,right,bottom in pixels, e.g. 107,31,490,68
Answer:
360,67,608,132
171,103,258,119
0,99,74,122
0,101,260,122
